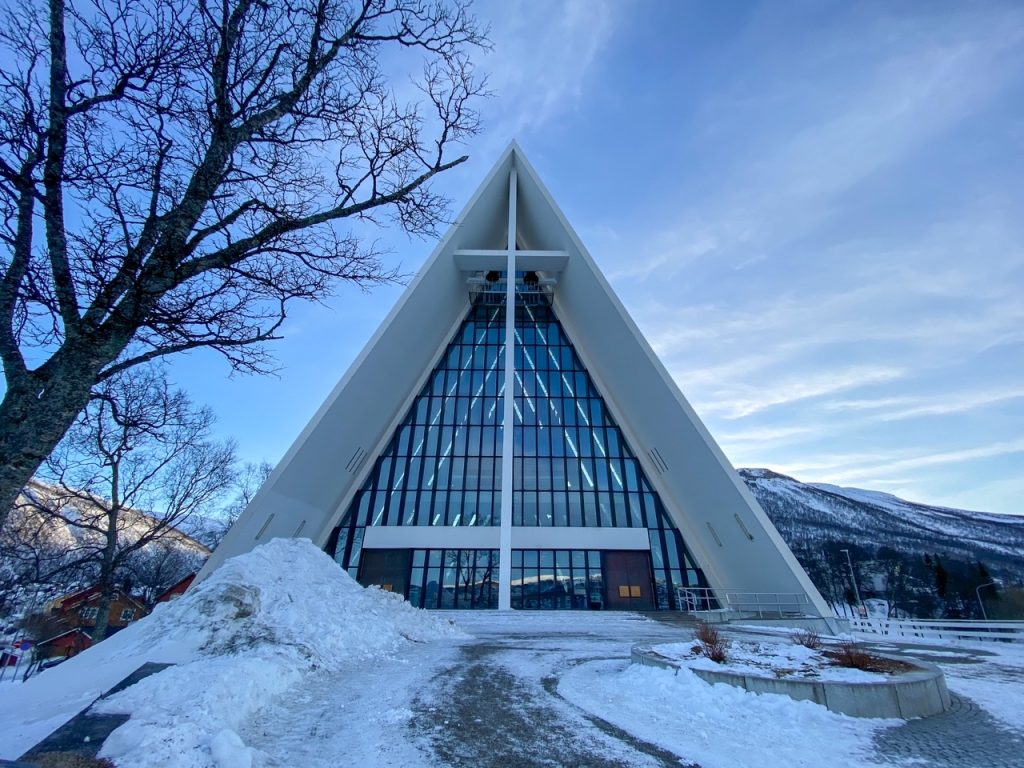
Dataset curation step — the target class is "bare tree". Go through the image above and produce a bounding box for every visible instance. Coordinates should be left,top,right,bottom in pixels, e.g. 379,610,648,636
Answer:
123,537,208,603
195,459,272,548
0,0,489,526
0,483,93,617
30,366,236,640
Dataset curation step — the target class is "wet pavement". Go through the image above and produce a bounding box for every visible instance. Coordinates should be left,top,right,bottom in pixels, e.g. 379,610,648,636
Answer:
412,615,694,768
242,612,1024,768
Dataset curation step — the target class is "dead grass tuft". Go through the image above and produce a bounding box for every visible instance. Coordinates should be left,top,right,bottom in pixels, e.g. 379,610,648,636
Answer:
823,641,917,674
694,620,729,663
831,639,874,669
790,628,823,650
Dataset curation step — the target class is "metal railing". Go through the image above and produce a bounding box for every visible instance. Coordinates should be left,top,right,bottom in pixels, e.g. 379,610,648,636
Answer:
675,587,814,618
850,616,1024,644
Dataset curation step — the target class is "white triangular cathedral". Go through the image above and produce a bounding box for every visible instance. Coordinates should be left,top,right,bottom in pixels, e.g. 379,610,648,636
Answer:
200,143,832,621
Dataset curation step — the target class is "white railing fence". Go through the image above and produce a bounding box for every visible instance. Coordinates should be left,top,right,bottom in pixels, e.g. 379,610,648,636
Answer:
676,587,813,617
850,616,1024,644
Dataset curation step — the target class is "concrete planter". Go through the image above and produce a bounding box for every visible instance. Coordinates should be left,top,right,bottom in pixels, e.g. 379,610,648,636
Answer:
631,645,951,719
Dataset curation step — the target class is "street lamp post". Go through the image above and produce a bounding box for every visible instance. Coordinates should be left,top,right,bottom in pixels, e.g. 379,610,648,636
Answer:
975,581,997,621
840,548,863,617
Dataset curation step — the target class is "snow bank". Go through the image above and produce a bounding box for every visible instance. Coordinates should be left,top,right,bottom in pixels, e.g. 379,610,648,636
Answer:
1,539,459,767
107,537,458,666
559,660,890,768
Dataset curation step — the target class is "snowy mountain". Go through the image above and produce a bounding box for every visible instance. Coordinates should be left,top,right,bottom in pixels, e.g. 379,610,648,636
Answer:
739,468,1024,586
1,481,211,612
12,480,211,558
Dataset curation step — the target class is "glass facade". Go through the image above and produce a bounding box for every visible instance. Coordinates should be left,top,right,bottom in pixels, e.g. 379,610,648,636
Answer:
510,549,604,610
331,278,711,610
410,549,499,609
513,300,654,529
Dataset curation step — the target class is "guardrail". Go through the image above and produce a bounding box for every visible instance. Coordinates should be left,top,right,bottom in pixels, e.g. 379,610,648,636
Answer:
850,616,1024,644
675,587,813,617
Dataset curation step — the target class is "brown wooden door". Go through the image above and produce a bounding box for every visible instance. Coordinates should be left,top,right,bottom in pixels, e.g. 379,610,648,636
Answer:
358,549,413,598
603,550,655,611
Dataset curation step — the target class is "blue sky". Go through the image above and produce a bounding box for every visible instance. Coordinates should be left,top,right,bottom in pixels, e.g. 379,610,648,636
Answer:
170,0,1024,515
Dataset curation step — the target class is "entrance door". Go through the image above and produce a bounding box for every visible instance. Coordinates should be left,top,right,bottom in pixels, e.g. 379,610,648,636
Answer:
603,550,655,611
358,549,412,598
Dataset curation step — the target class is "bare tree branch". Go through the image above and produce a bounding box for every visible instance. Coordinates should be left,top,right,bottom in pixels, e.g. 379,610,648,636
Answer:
0,0,489,526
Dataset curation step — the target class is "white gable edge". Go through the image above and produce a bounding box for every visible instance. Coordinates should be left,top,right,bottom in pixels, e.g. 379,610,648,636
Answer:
510,149,831,617
198,148,516,579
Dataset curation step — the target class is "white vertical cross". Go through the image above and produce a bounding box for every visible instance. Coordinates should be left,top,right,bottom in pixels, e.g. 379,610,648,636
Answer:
498,166,517,610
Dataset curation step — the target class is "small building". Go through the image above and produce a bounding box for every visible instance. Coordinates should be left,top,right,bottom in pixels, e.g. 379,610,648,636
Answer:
35,628,93,659
154,573,198,603
49,586,148,635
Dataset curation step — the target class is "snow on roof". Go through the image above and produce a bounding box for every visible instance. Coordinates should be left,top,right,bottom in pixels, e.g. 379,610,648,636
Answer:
37,627,93,646
53,586,147,612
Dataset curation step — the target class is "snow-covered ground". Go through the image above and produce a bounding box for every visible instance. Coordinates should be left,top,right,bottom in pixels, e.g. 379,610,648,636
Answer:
559,661,890,768
2,545,1023,768
0,539,459,766
652,636,889,682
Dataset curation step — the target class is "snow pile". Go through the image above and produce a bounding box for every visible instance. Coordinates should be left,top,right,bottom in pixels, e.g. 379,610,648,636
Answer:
93,538,460,768
653,638,887,682
108,537,456,666
1,539,458,768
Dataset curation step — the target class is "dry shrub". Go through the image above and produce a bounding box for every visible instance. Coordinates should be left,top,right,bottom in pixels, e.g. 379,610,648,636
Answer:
832,640,873,670
694,620,729,663
791,628,822,650
824,643,917,675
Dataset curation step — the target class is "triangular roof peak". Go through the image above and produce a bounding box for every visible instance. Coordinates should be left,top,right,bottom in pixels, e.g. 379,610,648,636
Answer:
448,140,578,255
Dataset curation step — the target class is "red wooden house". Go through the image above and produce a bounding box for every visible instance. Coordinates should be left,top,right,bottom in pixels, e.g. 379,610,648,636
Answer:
154,572,198,603
49,586,148,637
35,627,94,659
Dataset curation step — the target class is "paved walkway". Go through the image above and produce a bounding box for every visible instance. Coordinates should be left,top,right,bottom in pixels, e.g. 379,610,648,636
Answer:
858,639,1024,768
873,692,1024,768
245,612,693,767
414,640,687,768
241,613,1024,768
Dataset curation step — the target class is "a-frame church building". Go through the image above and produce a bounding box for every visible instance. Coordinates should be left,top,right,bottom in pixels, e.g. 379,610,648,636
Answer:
199,143,832,620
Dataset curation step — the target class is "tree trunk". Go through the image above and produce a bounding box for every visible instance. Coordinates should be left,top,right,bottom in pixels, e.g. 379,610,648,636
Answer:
0,352,109,530
91,503,120,643
91,587,117,643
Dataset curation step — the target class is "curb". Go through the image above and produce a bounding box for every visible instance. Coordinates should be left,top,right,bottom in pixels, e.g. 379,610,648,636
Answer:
630,644,951,719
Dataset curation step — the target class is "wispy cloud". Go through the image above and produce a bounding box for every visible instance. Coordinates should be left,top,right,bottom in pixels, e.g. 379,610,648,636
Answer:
826,389,1024,422
695,366,907,420
608,6,1024,281
718,425,819,446
780,438,1024,487
478,0,623,139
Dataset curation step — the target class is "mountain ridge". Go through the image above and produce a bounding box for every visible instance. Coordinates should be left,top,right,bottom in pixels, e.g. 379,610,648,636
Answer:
738,467,1024,616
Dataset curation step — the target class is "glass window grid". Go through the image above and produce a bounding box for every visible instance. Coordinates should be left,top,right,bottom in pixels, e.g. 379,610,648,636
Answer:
331,293,713,611
510,549,606,610
335,303,506,542
510,302,648,529
408,548,499,609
